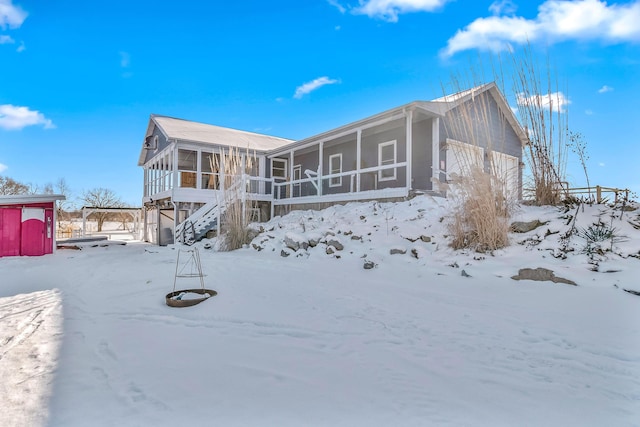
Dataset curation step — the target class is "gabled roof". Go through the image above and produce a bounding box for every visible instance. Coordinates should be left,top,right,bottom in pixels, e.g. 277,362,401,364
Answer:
138,115,294,165
428,82,528,144
269,82,527,156
152,115,293,151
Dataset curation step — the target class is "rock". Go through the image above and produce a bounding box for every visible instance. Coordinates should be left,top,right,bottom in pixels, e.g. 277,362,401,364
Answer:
251,243,263,251
510,219,547,233
390,248,406,255
246,228,260,242
280,249,290,257
351,235,362,241
511,267,577,286
363,261,376,270
420,235,432,243
461,270,471,278
411,248,419,259
326,238,344,251
284,232,308,251
326,246,335,255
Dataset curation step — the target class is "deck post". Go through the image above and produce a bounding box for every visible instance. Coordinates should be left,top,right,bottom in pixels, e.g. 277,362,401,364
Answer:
406,109,413,192
432,117,440,189
356,129,362,193
318,142,324,196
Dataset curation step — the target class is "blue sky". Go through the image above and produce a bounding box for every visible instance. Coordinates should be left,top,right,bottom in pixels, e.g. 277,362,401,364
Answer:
1,0,639,206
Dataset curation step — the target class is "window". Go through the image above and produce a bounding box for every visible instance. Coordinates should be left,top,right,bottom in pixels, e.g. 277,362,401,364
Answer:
272,158,287,179
329,153,342,187
378,140,397,182
201,152,219,190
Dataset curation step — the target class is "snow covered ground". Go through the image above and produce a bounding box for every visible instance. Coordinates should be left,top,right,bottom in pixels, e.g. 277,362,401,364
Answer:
1,196,639,426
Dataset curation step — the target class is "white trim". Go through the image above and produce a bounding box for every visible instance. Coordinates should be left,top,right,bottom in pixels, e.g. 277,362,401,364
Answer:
378,140,397,182
328,153,342,187
272,187,408,206
432,117,440,184
293,164,302,196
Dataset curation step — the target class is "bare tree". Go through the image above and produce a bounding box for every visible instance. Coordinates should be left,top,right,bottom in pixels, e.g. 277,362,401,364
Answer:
81,188,123,231
43,178,74,227
0,176,30,195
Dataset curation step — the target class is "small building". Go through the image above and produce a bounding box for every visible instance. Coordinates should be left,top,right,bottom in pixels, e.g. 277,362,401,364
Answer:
138,82,527,245
0,194,66,257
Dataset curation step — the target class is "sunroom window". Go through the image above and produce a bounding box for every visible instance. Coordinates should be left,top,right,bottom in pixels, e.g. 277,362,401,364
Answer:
178,149,197,188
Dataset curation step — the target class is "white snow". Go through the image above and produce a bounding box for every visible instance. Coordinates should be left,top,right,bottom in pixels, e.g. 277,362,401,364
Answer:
1,196,639,426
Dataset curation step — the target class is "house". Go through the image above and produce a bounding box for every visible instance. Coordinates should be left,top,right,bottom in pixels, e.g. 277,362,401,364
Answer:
138,82,527,246
0,194,66,257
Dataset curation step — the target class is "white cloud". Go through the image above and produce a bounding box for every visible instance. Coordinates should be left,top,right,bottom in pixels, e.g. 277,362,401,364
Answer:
443,0,640,57
489,0,517,16
599,162,605,167
0,104,55,131
327,0,346,14
337,0,450,22
0,163,7,173
516,91,571,113
585,109,594,115
0,34,13,43
0,0,27,29
294,76,340,99
598,85,613,93
119,51,130,68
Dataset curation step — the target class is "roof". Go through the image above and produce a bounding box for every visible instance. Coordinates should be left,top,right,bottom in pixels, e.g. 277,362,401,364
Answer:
269,82,526,155
152,115,293,151
0,194,66,205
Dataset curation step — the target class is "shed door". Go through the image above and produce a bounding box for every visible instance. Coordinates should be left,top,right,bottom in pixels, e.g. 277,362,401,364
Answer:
21,207,45,256
0,208,22,257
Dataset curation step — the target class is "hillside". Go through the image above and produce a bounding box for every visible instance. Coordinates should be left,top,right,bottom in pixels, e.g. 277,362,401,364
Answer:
1,195,639,426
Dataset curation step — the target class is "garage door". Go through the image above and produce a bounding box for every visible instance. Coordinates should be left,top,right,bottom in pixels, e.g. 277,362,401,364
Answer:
490,152,519,200
446,139,484,181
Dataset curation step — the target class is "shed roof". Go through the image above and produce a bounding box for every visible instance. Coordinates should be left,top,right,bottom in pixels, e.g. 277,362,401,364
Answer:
0,194,66,205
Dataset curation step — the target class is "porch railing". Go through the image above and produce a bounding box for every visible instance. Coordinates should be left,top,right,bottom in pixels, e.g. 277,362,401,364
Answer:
272,162,408,202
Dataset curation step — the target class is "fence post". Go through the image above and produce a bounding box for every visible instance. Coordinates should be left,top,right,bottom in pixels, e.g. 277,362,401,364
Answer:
596,185,602,203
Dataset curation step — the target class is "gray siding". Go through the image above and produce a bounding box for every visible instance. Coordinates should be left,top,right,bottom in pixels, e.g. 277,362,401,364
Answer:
323,133,357,194
440,92,522,170
360,118,406,191
411,116,433,191
142,124,171,164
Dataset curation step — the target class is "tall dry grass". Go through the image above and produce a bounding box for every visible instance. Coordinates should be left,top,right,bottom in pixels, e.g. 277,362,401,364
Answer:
509,46,568,205
213,146,257,251
438,75,516,252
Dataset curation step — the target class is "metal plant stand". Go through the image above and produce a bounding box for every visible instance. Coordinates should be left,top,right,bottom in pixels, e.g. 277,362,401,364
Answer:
166,247,217,307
